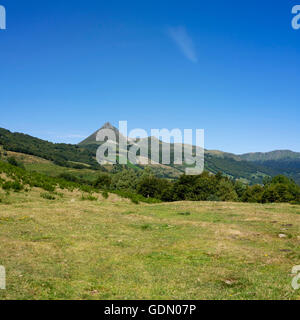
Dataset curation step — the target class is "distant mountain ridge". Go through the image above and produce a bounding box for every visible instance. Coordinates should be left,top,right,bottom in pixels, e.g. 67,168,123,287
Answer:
1,124,300,185
77,123,300,184
79,124,300,162
240,150,300,162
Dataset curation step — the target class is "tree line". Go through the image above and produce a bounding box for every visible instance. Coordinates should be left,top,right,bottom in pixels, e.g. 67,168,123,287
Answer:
82,168,300,204
1,154,300,205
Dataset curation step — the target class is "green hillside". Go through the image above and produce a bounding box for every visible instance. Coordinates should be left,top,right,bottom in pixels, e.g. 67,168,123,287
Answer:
240,150,300,162
239,151,300,184
78,127,277,184
1,126,300,185
0,128,101,170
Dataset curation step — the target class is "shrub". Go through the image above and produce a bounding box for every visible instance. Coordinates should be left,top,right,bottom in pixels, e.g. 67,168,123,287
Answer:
7,157,25,169
93,174,112,189
59,173,80,183
2,181,24,192
113,190,160,204
7,157,18,166
206,194,221,201
40,193,56,200
110,169,140,192
290,200,300,205
52,191,64,198
241,185,264,203
217,180,238,201
137,175,172,199
81,194,97,201
42,184,56,192
102,191,109,199
178,212,191,216
130,196,139,204
80,185,93,193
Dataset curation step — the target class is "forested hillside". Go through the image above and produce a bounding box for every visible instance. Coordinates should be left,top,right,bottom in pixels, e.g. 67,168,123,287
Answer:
239,150,300,184
1,126,300,185
240,150,300,161
0,128,100,169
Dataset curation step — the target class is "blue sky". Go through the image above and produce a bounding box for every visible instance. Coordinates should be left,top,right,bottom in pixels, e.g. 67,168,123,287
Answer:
0,0,300,154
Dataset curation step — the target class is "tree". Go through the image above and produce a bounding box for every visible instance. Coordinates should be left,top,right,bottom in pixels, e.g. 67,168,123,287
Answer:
93,174,112,189
241,185,264,203
7,157,25,169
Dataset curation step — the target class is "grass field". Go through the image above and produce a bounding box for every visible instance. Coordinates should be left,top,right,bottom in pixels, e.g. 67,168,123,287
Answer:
0,188,300,300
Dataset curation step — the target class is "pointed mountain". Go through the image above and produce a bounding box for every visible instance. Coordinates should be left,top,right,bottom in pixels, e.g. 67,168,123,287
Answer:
78,122,123,146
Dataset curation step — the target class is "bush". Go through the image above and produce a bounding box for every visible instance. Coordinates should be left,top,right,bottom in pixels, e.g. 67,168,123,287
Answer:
59,173,80,183
137,175,172,199
93,174,112,189
40,193,56,200
7,157,25,169
113,190,160,204
102,191,109,199
290,200,300,205
130,197,139,204
81,194,97,201
241,185,264,203
110,169,140,192
42,184,56,192
2,181,24,192
178,212,191,216
216,180,238,201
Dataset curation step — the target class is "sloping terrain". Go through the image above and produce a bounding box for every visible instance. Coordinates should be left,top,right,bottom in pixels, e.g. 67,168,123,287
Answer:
1,125,300,184
0,128,100,169
239,151,300,185
0,157,299,299
0,185,299,300
77,124,281,184
240,150,300,162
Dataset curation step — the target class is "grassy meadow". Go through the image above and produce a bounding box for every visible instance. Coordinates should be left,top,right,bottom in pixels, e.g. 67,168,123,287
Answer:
0,187,300,300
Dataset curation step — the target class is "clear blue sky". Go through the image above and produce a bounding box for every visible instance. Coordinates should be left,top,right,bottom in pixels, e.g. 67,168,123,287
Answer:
0,0,300,154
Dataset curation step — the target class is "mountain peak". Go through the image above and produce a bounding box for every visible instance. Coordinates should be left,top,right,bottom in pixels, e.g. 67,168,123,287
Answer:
78,122,121,146
101,122,115,130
